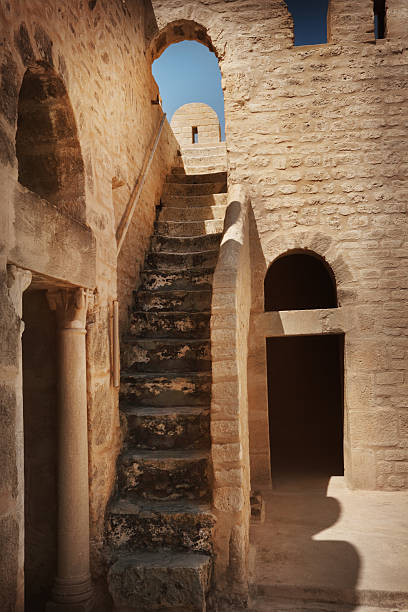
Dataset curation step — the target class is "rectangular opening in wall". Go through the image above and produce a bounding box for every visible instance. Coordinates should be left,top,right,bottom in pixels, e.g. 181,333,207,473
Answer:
374,0,386,39
192,126,198,144
23,290,58,611
267,334,344,487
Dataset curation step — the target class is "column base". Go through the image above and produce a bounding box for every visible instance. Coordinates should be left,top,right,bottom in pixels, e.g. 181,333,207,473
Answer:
46,575,93,612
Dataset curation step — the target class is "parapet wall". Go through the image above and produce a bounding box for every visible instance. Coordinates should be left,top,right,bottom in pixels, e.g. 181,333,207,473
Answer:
171,102,221,146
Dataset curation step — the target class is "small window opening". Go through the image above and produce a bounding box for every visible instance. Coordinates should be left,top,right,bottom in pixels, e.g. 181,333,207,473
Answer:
374,0,386,39
192,126,198,144
285,0,329,46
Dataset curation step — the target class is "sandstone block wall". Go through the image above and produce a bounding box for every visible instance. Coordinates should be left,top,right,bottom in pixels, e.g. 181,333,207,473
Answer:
150,0,408,495
170,102,221,146
0,1,179,608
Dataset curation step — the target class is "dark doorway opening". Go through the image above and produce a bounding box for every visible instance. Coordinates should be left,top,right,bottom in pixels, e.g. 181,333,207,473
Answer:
267,334,344,484
23,290,58,611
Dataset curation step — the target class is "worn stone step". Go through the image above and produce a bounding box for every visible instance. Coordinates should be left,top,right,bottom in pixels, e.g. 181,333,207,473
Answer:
107,498,215,553
118,449,211,501
161,193,227,208
151,233,222,254
129,311,210,339
120,371,211,407
122,338,211,373
140,268,214,292
108,551,212,612
155,219,224,237
133,289,212,313
120,405,210,450
145,250,219,272
162,181,227,197
166,171,226,184
158,205,227,223
180,155,227,167
174,164,227,175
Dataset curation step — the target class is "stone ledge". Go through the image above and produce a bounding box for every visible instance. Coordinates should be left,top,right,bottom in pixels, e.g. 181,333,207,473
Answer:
9,183,96,289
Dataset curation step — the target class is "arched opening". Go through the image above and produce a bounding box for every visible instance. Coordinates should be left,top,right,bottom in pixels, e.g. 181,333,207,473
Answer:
265,251,337,311
16,63,85,221
265,252,344,486
152,39,225,142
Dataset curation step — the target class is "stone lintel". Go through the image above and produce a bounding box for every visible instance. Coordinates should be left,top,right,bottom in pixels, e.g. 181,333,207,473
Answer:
254,306,353,338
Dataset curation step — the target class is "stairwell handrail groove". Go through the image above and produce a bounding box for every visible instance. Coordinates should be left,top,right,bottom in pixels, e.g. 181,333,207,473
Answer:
116,110,167,255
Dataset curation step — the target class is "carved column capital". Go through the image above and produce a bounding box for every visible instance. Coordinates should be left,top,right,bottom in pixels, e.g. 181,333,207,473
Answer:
47,288,91,330
7,264,32,318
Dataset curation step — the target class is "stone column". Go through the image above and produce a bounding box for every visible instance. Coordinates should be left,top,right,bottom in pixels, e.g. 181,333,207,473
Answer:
47,288,93,611
6,265,32,612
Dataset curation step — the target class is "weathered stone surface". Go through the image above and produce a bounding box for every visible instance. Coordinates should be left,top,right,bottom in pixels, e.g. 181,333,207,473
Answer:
122,406,210,450
151,232,222,254
120,371,211,407
146,249,219,271
129,311,211,339
133,289,213,313
163,180,227,197
107,499,215,553
107,551,212,611
118,450,210,501
123,338,211,373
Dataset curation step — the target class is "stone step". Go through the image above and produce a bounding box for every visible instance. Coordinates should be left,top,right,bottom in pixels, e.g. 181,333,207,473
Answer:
107,498,215,553
161,193,227,208
118,449,211,501
140,268,214,292
120,405,210,450
181,143,226,154
158,205,227,223
162,181,227,197
166,171,226,184
174,164,227,175
180,155,227,167
122,338,211,374
133,289,212,313
145,250,219,272
120,371,211,407
151,233,222,254
107,551,212,612
155,219,223,237
129,311,210,339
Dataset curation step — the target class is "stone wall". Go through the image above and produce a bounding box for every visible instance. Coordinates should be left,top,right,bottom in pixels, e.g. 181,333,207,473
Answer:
170,102,221,146
150,0,408,493
0,1,179,608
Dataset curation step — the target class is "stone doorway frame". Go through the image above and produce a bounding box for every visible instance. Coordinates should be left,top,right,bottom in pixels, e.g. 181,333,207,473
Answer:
255,307,350,486
247,234,358,491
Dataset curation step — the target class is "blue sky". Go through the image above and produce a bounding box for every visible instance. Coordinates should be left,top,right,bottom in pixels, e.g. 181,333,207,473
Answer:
152,1,329,140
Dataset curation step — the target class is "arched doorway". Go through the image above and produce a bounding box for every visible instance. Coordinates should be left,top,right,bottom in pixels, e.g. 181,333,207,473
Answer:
265,251,344,485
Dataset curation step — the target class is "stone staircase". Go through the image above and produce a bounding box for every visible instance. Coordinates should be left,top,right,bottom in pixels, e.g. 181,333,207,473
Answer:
106,146,228,611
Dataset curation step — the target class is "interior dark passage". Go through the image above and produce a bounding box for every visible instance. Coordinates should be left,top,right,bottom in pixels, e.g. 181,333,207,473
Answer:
23,290,58,611
267,335,344,481
265,253,337,312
